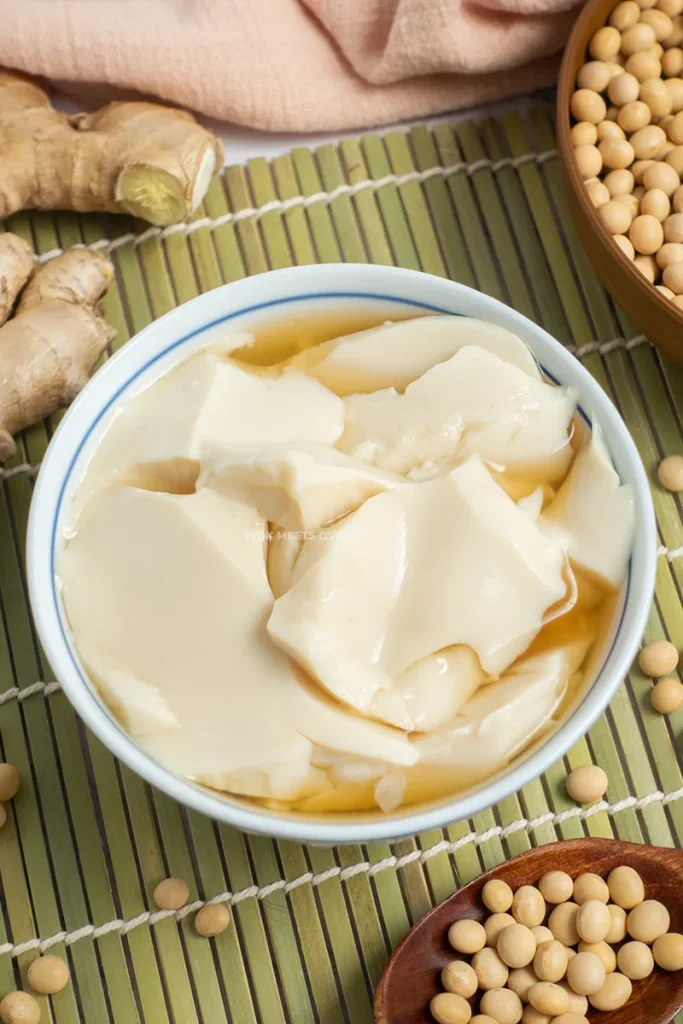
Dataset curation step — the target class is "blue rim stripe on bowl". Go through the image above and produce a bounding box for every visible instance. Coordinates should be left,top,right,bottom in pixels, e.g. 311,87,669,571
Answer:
49,289,630,811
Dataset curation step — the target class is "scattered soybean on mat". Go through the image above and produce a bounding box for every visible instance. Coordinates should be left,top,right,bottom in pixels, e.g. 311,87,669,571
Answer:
0,103,681,1024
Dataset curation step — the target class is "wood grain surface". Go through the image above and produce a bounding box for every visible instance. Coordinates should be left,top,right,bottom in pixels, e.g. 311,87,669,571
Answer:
375,839,683,1024
557,0,683,363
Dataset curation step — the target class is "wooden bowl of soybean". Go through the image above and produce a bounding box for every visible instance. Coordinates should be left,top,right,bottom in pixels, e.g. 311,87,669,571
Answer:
557,0,683,364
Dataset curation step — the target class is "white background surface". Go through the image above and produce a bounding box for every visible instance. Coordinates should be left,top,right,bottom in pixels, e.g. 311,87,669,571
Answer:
201,92,548,165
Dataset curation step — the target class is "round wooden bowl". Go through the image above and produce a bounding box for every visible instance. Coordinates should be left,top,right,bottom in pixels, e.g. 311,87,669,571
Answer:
557,0,683,364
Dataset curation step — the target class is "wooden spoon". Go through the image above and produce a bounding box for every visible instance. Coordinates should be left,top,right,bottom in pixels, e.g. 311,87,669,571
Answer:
374,839,683,1024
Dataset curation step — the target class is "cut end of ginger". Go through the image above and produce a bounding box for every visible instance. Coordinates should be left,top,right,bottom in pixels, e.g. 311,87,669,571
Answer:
117,163,189,226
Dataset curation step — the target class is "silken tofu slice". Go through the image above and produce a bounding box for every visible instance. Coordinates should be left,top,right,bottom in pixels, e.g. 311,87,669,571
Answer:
75,642,180,738
289,315,541,394
338,389,463,479
371,645,488,732
292,639,587,814
267,456,567,719
338,346,577,483
59,487,416,802
266,531,303,599
540,423,635,588
409,639,590,785
76,352,345,511
199,442,402,534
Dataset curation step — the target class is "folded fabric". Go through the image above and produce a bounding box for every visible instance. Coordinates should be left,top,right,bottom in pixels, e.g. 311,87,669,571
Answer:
0,0,581,133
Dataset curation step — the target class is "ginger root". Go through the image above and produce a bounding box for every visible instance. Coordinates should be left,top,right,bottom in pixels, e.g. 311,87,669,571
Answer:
0,70,223,227
0,246,115,461
0,233,34,324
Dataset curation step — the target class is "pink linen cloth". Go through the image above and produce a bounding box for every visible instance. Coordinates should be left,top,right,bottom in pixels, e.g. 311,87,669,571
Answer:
0,0,581,132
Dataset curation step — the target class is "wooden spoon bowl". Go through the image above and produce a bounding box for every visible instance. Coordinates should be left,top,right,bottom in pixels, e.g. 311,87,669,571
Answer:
374,839,683,1024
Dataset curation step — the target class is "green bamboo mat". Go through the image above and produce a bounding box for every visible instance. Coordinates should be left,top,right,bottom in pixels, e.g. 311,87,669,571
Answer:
0,102,682,1024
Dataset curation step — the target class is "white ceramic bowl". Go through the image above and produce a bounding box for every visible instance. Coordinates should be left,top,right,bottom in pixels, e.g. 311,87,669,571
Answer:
27,264,656,845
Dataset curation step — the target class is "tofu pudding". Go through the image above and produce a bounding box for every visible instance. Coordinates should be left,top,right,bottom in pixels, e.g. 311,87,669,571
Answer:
58,314,635,815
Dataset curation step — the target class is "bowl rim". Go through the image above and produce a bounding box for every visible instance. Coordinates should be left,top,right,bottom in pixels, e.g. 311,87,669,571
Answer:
27,263,657,844
556,0,683,328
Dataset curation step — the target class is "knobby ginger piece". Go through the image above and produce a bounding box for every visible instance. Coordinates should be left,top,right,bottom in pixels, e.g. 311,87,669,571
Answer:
338,346,577,482
200,442,403,534
289,315,541,394
78,354,345,509
0,233,33,324
59,486,415,803
268,456,567,719
0,70,223,226
540,423,635,587
0,249,115,461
